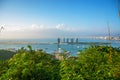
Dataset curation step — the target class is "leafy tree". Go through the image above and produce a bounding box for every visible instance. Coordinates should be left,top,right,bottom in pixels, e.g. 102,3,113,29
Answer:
0,45,61,80
0,45,120,80
0,50,15,77
60,46,120,80
0,50,15,60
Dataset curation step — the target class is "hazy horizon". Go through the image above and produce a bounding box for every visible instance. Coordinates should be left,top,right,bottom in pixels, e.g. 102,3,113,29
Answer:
0,0,120,39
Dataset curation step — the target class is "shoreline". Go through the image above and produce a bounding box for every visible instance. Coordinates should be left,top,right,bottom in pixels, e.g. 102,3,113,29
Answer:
0,42,58,45
0,41,111,45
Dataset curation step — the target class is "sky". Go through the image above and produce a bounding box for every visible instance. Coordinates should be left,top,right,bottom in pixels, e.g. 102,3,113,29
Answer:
0,0,120,39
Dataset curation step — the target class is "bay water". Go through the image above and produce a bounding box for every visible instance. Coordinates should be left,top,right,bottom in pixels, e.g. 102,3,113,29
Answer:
0,38,120,56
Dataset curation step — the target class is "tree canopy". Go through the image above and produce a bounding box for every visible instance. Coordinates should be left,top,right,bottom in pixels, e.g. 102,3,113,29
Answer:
0,45,120,80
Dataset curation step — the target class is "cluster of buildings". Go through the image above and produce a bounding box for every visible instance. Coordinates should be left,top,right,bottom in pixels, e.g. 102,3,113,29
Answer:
94,36,120,40
57,38,79,44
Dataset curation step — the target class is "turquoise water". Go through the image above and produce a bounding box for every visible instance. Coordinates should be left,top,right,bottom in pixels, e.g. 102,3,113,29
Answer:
0,38,120,56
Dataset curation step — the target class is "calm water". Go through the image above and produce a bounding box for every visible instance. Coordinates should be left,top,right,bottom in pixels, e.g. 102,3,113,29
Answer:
0,38,120,56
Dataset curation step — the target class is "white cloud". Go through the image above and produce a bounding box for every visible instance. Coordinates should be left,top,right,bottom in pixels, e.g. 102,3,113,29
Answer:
0,24,84,39
56,24,65,30
0,23,108,39
55,24,79,32
31,24,48,30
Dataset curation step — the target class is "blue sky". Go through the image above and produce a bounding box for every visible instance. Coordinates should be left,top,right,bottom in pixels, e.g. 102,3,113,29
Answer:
0,0,120,39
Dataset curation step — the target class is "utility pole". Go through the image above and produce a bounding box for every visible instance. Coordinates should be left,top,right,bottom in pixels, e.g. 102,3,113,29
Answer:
116,0,120,17
107,21,111,40
107,21,112,62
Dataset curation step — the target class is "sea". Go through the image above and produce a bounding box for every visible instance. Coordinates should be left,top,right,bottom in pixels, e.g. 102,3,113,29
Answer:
0,38,120,56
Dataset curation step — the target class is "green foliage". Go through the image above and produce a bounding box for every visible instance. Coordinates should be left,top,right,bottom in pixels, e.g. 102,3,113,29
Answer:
0,45,61,80
0,50,15,77
0,60,8,77
0,45,120,80
0,50,15,60
60,46,120,80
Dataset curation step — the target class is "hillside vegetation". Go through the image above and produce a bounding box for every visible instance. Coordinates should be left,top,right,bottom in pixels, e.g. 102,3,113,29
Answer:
0,50,15,60
0,45,120,80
